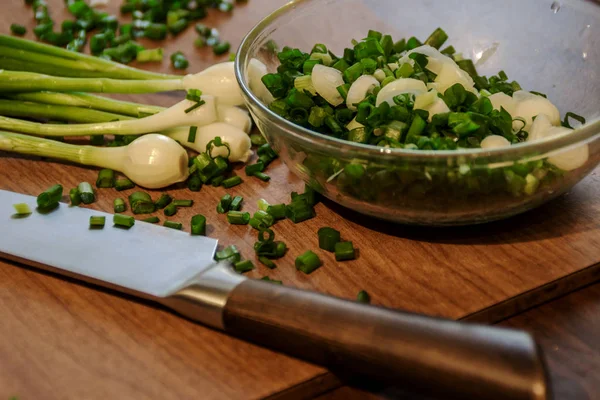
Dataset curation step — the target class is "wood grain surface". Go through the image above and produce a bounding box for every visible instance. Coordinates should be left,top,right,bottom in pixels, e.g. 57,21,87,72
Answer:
1,0,600,399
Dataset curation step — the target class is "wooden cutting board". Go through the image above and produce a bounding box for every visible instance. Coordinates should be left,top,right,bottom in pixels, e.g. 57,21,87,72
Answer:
1,1,599,399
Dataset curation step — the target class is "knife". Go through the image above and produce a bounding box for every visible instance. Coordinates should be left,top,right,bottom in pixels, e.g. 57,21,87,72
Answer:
0,189,549,400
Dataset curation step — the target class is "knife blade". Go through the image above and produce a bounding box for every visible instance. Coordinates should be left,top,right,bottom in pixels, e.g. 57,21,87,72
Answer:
0,189,219,298
0,189,550,400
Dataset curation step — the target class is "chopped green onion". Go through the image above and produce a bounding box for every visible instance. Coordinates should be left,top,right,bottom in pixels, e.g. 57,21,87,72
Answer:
396,63,414,78
113,213,135,229
10,24,27,36
234,260,254,273
218,194,233,214
211,176,225,187
266,204,287,220
295,250,322,274
334,241,356,261
78,182,95,205
259,256,276,269
253,172,271,182
424,28,448,49
258,198,270,211
195,23,211,36
113,198,126,213
191,214,207,235
245,162,265,176
173,199,193,207
184,100,206,114
194,37,206,48
13,203,31,215
318,227,341,252
69,188,81,206
136,48,164,63
164,203,177,217
261,276,282,284
222,176,243,188
187,126,198,143
258,228,275,243
406,36,422,50
250,133,267,146
142,216,160,224
170,51,189,70
249,210,274,230
357,290,371,304
230,196,243,211
115,178,135,191
285,199,315,223
37,184,63,209
186,89,203,102
227,211,250,225
129,191,155,214
275,241,287,258
145,23,168,40
562,112,586,129
213,41,231,55
294,75,317,96
164,221,183,230
441,45,456,56
215,245,241,263
96,169,115,188
90,33,108,55
155,193,173,209
343,62,364,83
89,216,106,228
187,173,202,192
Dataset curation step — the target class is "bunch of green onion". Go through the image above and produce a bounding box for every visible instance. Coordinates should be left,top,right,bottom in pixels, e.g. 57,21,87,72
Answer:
0,35,254,189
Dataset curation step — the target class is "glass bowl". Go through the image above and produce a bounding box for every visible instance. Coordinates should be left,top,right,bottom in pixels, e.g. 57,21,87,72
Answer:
235,0,600,225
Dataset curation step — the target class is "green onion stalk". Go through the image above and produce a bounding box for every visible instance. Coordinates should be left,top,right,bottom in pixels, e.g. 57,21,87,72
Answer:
0,34,172,80
7,92,164,118
0,36,245,105
0,131,189,189
0,95,253,162
0,96,218,137
0,39,243,106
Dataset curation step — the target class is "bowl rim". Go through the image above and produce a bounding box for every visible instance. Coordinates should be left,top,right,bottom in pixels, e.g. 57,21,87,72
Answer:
235,0,600,161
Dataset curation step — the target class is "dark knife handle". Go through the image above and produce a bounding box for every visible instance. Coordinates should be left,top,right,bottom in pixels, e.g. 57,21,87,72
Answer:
222,279,550,400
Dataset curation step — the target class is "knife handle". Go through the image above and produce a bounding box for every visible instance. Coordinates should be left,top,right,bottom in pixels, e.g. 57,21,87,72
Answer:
221,279,550,400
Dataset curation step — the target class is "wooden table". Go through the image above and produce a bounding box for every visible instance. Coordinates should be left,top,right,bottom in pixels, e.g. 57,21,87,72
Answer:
1,1,599,399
